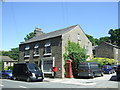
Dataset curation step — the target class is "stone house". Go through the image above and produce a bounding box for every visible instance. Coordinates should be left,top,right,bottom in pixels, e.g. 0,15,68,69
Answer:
19,24,93,78
94,42,119,63
0,56,17,69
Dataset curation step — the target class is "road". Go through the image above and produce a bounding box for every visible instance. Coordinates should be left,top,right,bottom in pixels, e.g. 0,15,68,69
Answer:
0,73,120,89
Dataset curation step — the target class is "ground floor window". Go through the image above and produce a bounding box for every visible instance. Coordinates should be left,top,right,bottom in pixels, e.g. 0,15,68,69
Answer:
41,57,55,74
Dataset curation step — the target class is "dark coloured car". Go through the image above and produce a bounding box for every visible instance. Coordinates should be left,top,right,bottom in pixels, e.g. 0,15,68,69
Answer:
12,63,44,82
78,62,104,78
1,70,12,79
111,65,118,71
116,65,120,81
102,65,115,74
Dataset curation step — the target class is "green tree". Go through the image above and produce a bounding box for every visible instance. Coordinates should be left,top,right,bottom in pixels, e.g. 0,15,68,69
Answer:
64,41,89,77
0,60,4,71
0,47,19,60
86,34,96,45
9,48,19,60
0,51,9,56
108,28,120,47
24,32,35,41
97,36,110,45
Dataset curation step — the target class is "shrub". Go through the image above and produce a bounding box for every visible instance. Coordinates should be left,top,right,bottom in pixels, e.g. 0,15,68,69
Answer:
64,41,89,77
88,57,117,66
8,66,13,70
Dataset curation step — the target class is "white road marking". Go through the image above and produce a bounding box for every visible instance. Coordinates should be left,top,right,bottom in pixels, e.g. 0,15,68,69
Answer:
19,86,28,88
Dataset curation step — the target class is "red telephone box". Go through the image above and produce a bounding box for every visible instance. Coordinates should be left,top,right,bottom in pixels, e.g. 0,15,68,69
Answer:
66,59,73,78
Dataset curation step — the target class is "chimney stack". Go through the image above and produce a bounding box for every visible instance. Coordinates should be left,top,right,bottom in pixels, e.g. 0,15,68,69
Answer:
34,27,43,36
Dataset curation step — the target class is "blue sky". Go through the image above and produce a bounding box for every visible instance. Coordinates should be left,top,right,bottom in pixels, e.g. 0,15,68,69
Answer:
2,2,118,51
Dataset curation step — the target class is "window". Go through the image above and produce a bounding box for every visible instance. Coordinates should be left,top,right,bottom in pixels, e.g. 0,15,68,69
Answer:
24,46,30,57
41,57,55,74
34,44,39,57
44,42,51,56
86,45,89,55
77,33,80,41
43,60,53,72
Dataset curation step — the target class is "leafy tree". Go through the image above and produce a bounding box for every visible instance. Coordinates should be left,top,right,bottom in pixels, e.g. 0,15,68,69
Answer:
24,32,35,41
0,51,9,56
0,60,4,71
86,34,96,45
0,47,19,60
9,48,19,60
97,36,110,45
108,28,120,47
64,41,89,77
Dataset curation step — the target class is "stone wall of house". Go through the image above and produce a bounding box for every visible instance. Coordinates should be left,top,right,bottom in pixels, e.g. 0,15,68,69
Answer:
61,25,93,78
95,43,114,59
19,36,63,78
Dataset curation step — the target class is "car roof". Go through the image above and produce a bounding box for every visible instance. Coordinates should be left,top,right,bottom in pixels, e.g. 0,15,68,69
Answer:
15,63,35,65
79,62,100,65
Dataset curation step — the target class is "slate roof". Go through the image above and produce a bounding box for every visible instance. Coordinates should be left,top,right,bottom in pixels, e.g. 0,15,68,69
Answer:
104,42,118,48
21,24,78,44
0,56,15,62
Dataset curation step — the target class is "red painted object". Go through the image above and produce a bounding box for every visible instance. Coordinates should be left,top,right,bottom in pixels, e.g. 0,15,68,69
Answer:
66,59,73,78
52,67,58,72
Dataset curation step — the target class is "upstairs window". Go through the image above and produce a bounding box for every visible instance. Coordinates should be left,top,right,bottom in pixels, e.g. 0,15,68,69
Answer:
24,46,30,57
34,44,39,57
77,33,80,41
44,42,51,56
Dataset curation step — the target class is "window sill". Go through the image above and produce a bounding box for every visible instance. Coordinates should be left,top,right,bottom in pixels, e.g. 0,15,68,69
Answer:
34,54,40,57
44,53,52,56
24,55,30,58
43,72,52,74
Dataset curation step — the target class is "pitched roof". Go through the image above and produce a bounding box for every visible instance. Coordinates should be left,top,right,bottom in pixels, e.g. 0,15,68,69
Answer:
104,42,118,48
21,24,78,44
0,56,15,61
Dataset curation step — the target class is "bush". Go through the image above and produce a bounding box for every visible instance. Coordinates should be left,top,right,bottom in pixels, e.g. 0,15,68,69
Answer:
8,66,13,70
64,41,89,77
88,57,116,66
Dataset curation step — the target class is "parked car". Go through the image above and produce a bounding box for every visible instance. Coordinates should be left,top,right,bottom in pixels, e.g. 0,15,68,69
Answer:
12,63,44,82
116,65,120,81
111,65,118,72
78,62,104,78
102,65,115,74
1,70,12,79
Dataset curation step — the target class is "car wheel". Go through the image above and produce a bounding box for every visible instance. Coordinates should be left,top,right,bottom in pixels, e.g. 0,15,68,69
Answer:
13,76,16,80
108,71,111,74
91,73,95,78
26,77,31,82
101,72,104,76
117,77,120,81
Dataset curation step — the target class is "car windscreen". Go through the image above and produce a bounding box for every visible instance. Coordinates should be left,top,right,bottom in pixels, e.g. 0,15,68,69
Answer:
27,64,40,71
4,70,12,73
6,71,12,73
79,64,89,69
103,66,112,69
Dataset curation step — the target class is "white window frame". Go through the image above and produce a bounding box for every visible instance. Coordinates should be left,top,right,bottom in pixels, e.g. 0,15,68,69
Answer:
77,33,80,41
44,42,52,56
24,46,30,57
41,57,55,74
33,44,39,57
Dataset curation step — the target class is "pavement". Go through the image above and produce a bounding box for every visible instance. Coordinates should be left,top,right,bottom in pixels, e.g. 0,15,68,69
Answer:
44,73,119,86
44,77,96,85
